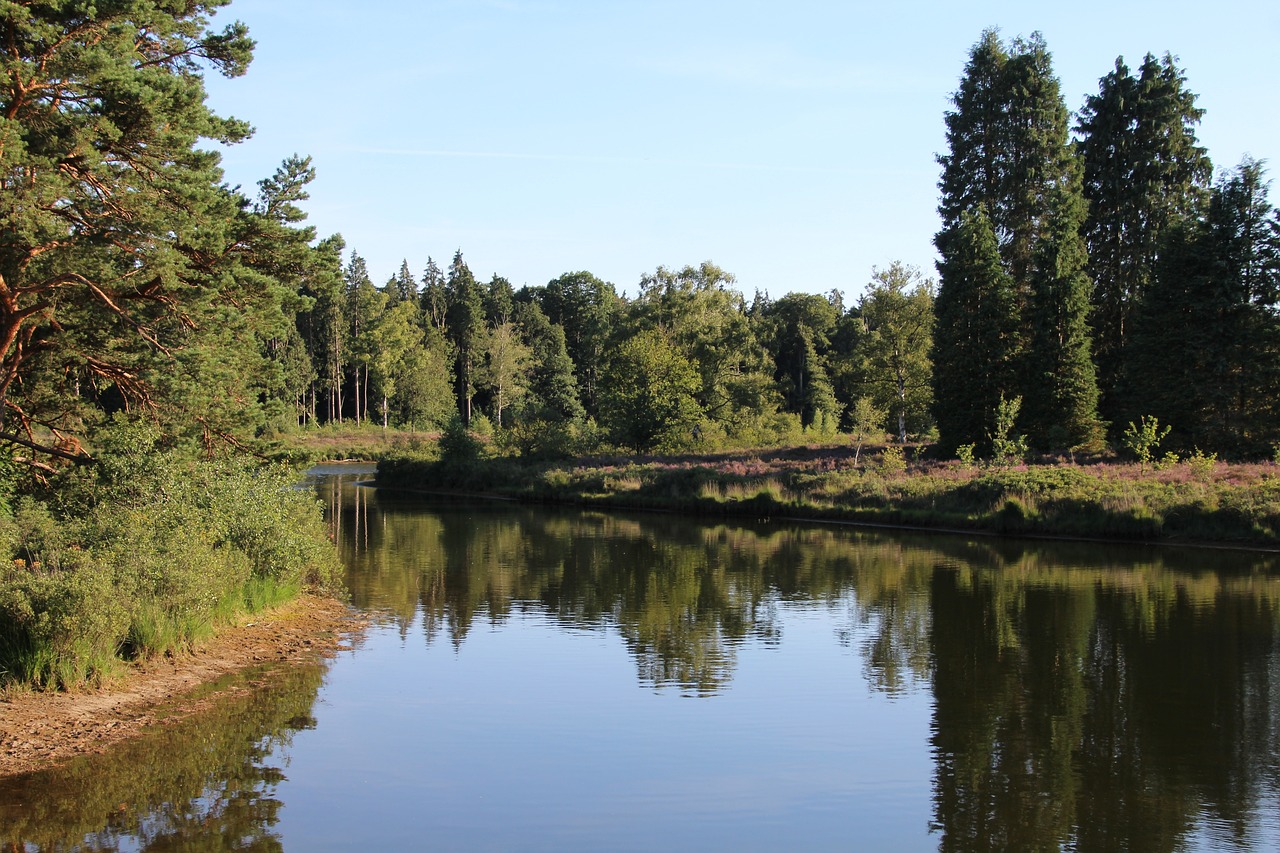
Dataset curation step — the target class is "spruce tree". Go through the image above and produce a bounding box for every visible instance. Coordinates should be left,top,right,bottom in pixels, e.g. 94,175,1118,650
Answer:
932,208,1021,454
1128,160,1280,454
933,30,1101,451
1077,54,1211,422
1023,167,1103,450
445,251,485,423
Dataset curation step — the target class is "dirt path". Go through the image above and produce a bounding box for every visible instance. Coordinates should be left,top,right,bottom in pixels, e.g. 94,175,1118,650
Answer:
0,594,366,779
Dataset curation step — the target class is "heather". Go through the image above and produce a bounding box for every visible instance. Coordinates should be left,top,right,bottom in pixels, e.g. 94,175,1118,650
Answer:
377,444,1280,548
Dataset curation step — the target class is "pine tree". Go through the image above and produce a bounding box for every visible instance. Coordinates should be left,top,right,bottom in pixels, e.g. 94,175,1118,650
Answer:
0,0,256,455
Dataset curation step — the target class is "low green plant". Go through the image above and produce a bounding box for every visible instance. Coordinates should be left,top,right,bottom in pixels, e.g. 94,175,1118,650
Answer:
989,395,1028,467
956,443,977,467
438,413,484,463
1185,447,1218,480
1154,451,1181,471
878,445,907,475
0,423,342,690
1122,415,1170,471
849,397,885,465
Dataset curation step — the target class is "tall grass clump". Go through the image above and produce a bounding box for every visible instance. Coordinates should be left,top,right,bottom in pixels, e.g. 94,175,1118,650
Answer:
0,422,342,690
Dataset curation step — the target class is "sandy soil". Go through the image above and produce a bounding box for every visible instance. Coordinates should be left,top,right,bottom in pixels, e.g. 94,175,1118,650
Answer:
0,594,366,779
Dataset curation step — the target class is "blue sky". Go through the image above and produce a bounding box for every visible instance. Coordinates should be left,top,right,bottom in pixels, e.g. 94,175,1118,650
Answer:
203,0,1279,300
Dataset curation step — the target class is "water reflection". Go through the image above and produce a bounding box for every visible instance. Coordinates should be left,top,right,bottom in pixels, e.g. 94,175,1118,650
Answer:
0,661,326,851
5,470,1278,850
326,474,1280,849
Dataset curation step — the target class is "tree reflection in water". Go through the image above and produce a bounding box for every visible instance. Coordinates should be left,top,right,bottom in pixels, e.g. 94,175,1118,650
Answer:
326,474,1280,849
0,662,326,851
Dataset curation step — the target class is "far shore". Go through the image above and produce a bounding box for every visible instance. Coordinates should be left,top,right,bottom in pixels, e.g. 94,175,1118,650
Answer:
375,444,1280,552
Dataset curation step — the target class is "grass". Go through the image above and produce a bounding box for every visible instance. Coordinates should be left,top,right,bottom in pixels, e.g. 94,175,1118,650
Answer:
376,442,1280,549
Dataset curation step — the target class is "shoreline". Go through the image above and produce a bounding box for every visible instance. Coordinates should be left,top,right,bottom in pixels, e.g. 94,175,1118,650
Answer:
376,448,1280,552
0,593,366,780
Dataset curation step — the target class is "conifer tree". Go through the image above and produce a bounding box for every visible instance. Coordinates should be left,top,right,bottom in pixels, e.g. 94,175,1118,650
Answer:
419,258,448,335
0,0,257,455
932,208,1021,454
445,251,485,423
1077,54,1212,421
345,253,385,425
1023,168,1103,449
933,29,1100,450
516,302,585,424
1127,160,1280,454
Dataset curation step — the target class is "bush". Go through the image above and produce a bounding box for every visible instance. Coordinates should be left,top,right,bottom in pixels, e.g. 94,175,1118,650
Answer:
0,424,342,689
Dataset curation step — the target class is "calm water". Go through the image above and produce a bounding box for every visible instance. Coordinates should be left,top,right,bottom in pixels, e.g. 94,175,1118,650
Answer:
3,464,1279,851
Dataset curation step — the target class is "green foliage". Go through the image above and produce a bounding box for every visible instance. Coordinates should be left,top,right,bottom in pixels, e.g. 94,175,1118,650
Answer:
933,207,1022,452
849,397,886,465
878,445,907,476
438,413,485,463
599,329,703,453
1122,415,1171,469
1078,53,1211,422
857,263,935,442
934,30,1102,453
0,425,341,689
989,395,1029,467
956,444,977,467
1126,161,1280,456
1185,448,1218,480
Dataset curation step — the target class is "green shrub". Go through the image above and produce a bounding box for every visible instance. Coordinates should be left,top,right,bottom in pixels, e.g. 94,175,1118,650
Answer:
0,424,342,689
0,556,127,689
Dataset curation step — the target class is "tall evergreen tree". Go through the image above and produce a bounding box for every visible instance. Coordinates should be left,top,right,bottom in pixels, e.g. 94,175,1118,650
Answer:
932,208,1021,454
419,257,448,335
1127,160,1280,454
934,29,1100,450
516,302,585,424
1023,169,1104,449
345,253,384,425
1077,54,1212,422
392,260,418,304
0,0,256,456
445,251,485,423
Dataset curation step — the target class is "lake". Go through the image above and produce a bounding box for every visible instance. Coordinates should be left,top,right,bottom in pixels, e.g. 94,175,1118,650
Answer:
3,464,1279,851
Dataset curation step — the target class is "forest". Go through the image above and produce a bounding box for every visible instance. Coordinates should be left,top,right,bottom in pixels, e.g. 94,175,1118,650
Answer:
222,31,1280,461
0,4,1277,687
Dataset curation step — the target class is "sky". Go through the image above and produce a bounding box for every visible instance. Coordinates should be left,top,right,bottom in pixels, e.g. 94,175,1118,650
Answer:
202,0,1279,300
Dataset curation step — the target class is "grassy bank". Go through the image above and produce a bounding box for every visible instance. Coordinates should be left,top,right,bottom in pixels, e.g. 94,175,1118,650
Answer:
0,427,343,690
377,444,1280,548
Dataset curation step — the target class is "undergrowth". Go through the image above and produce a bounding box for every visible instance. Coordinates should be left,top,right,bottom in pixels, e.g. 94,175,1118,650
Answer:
0,423,343,690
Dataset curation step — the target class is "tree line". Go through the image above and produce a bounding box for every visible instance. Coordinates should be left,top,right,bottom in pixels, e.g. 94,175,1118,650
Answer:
0,4,1275,466
280,237,936,455
934,30,1279,458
